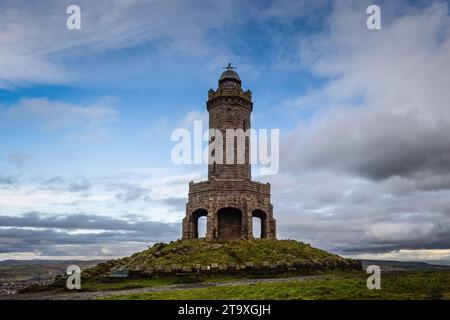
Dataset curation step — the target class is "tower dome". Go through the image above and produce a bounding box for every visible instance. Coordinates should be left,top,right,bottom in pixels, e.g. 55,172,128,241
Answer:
219,63,241,85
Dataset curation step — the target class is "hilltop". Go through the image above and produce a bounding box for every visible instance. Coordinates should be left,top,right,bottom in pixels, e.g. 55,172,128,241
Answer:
83,239,362,277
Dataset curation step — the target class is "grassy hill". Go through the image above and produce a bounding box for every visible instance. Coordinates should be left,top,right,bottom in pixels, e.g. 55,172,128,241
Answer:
84,239,361,277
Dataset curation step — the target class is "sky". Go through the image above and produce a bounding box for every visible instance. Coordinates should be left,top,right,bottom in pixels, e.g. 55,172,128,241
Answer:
1,0,450,264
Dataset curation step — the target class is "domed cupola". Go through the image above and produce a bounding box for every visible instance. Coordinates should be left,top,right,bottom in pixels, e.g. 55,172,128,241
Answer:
219,63,242,86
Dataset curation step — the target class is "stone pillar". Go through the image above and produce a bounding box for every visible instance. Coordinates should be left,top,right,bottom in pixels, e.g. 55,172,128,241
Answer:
246,211,254,239
205,212,213,240
182,215,190,240
241,204,249,240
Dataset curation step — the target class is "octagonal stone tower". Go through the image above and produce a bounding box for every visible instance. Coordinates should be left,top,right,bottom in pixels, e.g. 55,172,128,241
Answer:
182,66,276,241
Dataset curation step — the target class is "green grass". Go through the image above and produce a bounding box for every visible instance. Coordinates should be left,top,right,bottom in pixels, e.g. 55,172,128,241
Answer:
84,239,356,278
81,272,337,291
22,275,203,293
103,270,450,300
80,277,183,291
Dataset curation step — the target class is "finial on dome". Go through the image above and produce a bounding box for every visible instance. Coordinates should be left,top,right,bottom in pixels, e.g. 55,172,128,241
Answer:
224,62,236,70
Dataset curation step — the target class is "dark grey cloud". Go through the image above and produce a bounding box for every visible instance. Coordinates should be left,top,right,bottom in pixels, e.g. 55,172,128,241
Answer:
41,176,91,192
0,212,180,255
0,212,178,233
271,170,450,257
68,179,91,192
279,213,450,255
0,175,16,185
281,2,450,183
115,184,150,203
43,176,65,186
161,197,186,211
283,110,450,181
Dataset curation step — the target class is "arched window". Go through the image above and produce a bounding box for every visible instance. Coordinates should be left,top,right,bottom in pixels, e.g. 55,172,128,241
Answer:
197,216,207,238
252,210,267,238
252,216,262,238
191,209,208,238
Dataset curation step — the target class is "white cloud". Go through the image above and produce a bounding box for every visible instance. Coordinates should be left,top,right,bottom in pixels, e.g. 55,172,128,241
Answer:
179,110,208,129
0,0,240,89
0,242,149,261
3,98,118,130
0,185,113,212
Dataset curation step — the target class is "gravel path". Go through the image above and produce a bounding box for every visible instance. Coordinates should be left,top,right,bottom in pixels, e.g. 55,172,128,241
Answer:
3,275,333,300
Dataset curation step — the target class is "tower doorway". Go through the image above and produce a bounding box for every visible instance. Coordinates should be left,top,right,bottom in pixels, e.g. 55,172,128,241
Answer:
217,207,242,240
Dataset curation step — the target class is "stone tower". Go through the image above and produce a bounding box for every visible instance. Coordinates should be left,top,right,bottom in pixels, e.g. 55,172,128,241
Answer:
182,66,276,241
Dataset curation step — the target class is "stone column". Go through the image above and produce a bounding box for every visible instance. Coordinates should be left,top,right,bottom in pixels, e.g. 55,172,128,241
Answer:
205,212,213,240
182,215,191,240
241,204,250,240
246,211,254,239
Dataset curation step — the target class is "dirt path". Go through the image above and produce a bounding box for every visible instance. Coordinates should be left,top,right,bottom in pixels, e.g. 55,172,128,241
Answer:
3,275,333,300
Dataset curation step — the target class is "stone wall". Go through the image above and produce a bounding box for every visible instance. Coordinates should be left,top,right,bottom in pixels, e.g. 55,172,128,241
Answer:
117,259,363,278
183,180,276,240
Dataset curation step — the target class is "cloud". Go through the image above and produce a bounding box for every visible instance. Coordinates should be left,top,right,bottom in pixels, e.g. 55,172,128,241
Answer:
267,1,450,262
0,212,178,233
348,249,450,264
3,98,118,130
0,184,112,212
115,184,149,203
6,153,33,168
160,197,187,211
283,2,450,181
43,176,67,188
37,176,92,194
0,212,180,258
0,175,16,185
0,0,241,89
68,179,91,192
179,110,209,129
0,242,149,261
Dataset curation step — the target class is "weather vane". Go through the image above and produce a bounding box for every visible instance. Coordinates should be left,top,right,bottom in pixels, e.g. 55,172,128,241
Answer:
224,62,236,70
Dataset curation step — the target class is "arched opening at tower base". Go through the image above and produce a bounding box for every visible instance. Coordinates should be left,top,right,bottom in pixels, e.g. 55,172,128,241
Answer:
252,209,267,238
252,217,262,238
197,216,207,238
217,207,242,240
191,209,208,238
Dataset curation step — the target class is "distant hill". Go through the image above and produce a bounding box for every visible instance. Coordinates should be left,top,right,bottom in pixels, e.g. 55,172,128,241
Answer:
0,260,105,282
360,259,450,271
